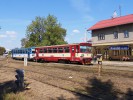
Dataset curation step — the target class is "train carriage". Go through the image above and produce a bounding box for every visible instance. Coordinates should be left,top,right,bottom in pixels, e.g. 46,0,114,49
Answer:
11,47,35,60
34,43,92,64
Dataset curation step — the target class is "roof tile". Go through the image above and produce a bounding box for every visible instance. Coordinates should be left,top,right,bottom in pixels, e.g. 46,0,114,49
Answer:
88,14,133,30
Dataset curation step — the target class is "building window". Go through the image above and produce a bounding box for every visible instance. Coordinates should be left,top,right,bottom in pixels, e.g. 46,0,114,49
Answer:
114,31,118,39
98,33,105,40
102,33,105,40
124,30,129,38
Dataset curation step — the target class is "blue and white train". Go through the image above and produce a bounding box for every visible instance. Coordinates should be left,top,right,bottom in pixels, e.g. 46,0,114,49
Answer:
11,47,35,60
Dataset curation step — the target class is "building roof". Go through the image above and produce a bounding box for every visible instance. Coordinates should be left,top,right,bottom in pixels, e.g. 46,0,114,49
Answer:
88,14,133,31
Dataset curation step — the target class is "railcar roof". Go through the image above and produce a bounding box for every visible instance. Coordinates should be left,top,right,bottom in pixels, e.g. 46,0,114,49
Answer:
12,47,35,50
35,43,91,48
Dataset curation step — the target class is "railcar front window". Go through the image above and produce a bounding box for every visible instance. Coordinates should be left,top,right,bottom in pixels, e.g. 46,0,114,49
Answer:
32,49,35,53
80,46,91,53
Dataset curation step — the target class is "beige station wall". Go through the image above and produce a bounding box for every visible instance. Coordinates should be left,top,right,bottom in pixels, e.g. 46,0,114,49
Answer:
92,23,133,46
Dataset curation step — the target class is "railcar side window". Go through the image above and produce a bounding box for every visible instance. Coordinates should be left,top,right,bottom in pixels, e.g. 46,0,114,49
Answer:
20,50,22,54
16,50,18,54
53,48,57,53
58,48,63,53
80,46,92,53
44,48,47,53
39,49,43,53
18,50,20,54
64,47,69,53
22,50,25,54
48,48,52,53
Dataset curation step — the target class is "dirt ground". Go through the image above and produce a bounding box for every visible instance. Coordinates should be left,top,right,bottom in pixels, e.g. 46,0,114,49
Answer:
0,57,133,100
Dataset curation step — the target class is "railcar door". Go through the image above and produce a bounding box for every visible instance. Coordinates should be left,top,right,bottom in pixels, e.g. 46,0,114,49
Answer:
71,46,75,61
28,49,30,59
36,48,39,57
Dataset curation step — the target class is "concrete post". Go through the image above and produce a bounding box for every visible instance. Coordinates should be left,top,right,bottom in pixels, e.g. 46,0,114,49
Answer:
24,57,27,66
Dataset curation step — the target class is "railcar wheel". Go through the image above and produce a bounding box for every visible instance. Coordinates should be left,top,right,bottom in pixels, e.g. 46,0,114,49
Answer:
40,59,44,63
109,57,112,61
81,61,85,65
65,60,70,64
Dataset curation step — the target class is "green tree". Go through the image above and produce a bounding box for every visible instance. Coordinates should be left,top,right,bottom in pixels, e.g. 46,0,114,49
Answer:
21,38,28,47
24,15,67,47
0,46,6,55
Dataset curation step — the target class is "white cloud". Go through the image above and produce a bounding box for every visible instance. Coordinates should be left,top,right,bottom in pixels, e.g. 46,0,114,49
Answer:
0,34,7,38
72,29,80,33
5,31,17,38
6,31,16,35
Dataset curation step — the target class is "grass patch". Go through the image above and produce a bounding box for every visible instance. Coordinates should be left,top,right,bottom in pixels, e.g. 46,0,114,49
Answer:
3,93,25,100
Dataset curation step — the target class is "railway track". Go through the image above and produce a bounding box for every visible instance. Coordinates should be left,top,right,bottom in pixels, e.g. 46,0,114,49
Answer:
1,59,133,100
7,59,133,79
1,63,97,100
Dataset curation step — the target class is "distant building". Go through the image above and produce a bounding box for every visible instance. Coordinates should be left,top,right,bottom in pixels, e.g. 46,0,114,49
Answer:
88,14,133,60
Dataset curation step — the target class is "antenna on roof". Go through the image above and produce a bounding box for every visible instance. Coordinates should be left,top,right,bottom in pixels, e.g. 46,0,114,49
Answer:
119,5,121,16
112,10,117,18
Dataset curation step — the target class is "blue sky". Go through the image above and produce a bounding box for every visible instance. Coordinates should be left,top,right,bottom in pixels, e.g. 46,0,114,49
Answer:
0,0,133,50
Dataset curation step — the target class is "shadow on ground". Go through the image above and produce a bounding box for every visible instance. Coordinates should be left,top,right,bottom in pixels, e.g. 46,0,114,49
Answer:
86,77,118,100
50,77,133,100
0,80,22,100
0,80,14,100
1,78,133,100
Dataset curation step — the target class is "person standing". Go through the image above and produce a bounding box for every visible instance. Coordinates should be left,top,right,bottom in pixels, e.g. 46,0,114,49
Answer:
97,54,102,65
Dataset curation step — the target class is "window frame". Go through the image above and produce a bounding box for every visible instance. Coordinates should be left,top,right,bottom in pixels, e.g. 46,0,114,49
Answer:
48,48,52,53
114,31,118,39
98,33,105,40
58,47,64,53
39,49,43,53
124,30,129,38
53,48,57,53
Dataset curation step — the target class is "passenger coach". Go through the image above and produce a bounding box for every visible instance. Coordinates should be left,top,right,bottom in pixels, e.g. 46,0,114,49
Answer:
11,47,35,60
34,43,92,64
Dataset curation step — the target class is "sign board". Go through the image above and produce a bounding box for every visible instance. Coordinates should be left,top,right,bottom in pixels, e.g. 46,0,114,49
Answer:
109,46,129,50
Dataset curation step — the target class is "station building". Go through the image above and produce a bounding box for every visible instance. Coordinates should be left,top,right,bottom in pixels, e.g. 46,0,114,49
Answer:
88,14,133,61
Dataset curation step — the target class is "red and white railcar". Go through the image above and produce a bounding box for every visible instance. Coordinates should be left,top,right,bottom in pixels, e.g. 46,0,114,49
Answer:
34,42,92,64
